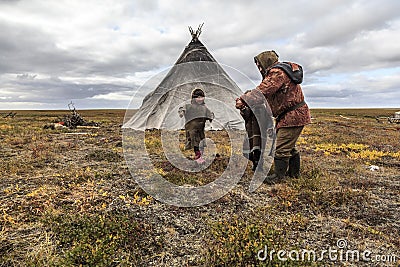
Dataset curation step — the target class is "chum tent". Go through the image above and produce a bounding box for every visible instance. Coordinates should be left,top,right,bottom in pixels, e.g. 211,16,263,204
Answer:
123,24,245,131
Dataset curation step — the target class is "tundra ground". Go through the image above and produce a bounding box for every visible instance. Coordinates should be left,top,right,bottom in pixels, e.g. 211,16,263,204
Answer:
0,109,399,266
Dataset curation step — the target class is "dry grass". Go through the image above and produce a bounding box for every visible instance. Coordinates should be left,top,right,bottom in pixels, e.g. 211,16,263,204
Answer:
0,108,399,266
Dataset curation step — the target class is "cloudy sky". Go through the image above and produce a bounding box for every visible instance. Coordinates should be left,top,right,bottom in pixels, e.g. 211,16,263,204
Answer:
1,0,399,110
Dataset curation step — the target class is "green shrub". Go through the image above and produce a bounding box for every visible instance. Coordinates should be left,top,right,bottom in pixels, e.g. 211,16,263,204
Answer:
85,150,123,162
204,218,308,266
43,212,164,266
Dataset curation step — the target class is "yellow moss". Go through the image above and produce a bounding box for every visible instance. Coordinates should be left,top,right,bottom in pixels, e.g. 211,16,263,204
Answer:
315,142,399,161
2,209,16,224
3,185,21,195
301,127,313,135
315,143,369,154
391,151,400,159
0,125,13,130
156,168,167,176
343,143,369,150
367,227,384,236
349,150,400,160
27,186,47,197
297,136,307,145
217,144,232,156
138,196,152,205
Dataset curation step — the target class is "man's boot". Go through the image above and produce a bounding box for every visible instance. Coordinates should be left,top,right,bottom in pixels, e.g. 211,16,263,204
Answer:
252,149,261,171
287,152,300,178
265,157,289,184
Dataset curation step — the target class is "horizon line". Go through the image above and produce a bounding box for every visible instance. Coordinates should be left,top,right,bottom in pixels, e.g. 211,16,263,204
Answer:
0,107,399,111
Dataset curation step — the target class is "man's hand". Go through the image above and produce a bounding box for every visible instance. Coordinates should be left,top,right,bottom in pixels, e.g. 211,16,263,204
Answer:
178,107,185,118
235,98,245,109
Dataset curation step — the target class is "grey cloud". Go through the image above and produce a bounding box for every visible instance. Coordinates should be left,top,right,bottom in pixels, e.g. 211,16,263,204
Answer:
0,17,182,80
0,19,85,75
17,73,37,80
297,1,400,48
0,0,399,109
1,75,135,104
305,88,355,99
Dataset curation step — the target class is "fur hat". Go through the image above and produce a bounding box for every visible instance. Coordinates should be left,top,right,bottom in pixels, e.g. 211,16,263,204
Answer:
254,50,279,74
191,88,205,98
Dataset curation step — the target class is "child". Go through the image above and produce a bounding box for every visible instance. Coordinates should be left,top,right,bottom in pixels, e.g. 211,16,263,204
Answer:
179,88,214,164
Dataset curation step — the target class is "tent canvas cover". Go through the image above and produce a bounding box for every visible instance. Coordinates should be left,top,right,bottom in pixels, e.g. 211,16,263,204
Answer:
123,25,245,131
